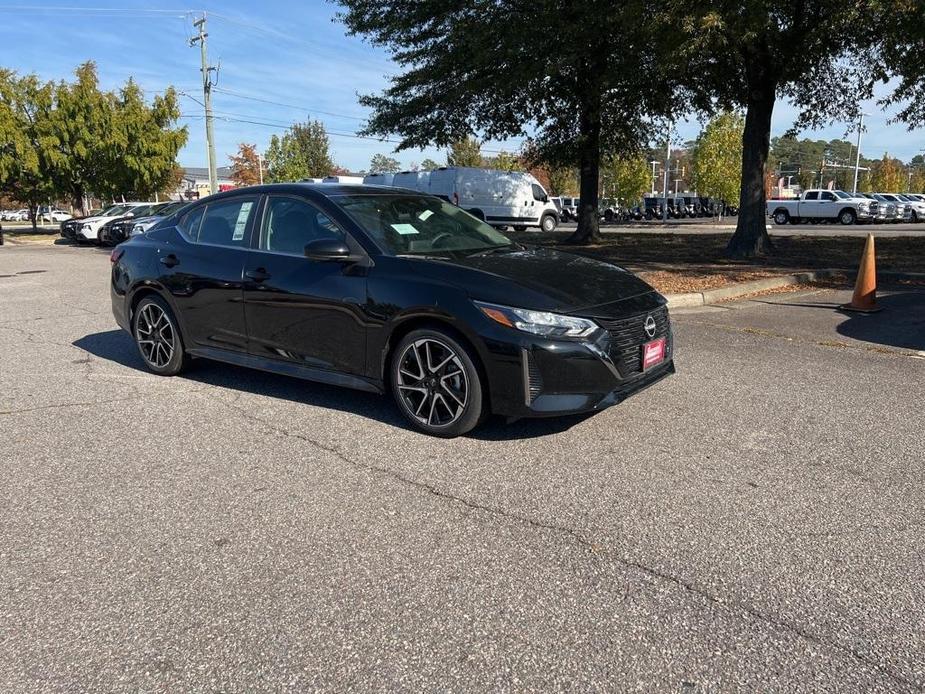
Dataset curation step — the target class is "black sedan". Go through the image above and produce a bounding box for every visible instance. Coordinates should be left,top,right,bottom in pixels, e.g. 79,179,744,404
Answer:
111,184,674,436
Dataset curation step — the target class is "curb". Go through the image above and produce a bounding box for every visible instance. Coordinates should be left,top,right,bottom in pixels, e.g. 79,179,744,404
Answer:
665,269,850,308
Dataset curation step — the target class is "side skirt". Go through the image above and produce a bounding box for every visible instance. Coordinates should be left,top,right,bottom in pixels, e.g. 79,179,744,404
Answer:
187,346,384,394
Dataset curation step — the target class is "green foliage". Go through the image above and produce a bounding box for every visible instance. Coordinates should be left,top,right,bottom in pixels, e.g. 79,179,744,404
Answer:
868,154,905,192
0,62,186,216
770,135,871,191
369,153,401,173
419,158,441,171
485,150,518,171
600,155,650,205
447,138,483,167
546,167,579,196
691,112,743,203
265,120,334,182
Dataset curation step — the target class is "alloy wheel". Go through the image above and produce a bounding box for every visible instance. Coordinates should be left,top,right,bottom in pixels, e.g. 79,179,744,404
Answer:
396,338,469,428
136,303,176,369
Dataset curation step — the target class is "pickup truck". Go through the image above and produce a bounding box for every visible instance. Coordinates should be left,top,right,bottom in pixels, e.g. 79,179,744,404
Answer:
767,189,876,225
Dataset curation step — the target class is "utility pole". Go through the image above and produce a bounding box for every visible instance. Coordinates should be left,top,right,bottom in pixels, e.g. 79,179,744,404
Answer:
258,152,264,185
852,113,866,194
190,14,218,197
662,132,671,222
649,160,658,194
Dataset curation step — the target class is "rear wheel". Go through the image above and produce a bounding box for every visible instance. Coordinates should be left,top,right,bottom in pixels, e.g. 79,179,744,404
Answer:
513,224,527,232
133,295,188,376
773,210,790,225
390,329,485,437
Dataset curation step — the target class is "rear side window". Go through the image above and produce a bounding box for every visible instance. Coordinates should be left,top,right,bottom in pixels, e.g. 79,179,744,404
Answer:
182,197,258,247
821,192,835,201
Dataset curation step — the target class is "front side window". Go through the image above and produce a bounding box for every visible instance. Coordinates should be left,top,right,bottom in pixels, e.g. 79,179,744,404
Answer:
260,196,344,255
805,191,819,200
531,183,547,202
335,194,512,257
181,197,257,247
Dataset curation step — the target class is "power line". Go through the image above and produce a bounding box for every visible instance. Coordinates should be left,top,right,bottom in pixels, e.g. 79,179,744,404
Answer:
211,87,368,123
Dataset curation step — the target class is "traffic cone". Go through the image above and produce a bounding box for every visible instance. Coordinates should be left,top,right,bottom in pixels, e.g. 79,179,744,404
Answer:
841,233,881,313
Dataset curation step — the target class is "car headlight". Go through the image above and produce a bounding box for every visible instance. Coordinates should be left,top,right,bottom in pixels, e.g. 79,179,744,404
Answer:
131,224,144,235
81,223,92,231
475,301,599,338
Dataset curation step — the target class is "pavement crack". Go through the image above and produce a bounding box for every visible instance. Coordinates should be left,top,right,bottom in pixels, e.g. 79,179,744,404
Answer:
201,388,921,691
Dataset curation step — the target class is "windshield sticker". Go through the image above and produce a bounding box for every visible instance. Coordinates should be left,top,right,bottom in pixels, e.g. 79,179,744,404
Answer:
232,202,252,240
418,210,434,221
391,223,419,235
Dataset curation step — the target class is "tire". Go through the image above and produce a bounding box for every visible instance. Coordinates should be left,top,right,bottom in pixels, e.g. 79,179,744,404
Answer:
513,224,527,232
773,210,789,225
911,210,919,223
604,209,614,223
839,208,857,225
390,328,485,437
540,214,557,232
133,295,188,376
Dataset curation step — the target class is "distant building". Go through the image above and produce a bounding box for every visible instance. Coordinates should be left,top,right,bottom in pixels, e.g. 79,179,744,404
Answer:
176,166,236,200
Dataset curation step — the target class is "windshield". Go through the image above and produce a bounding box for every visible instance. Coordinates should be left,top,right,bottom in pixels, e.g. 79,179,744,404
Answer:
156,201,186,216
334,194,513,256
101,205,129,216
833,190,852,199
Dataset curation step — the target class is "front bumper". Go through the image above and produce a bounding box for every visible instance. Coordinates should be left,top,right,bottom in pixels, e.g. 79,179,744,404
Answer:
482,300,675,419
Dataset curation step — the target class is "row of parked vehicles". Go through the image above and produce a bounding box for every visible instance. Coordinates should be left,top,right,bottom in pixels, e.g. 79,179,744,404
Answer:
767,189,925,225
1,206,74,223
59,200,186,245
552,195,738,223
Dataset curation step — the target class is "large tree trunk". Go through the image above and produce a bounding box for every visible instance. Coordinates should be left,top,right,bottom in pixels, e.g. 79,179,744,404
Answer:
566,72,602,244
727,76,776,258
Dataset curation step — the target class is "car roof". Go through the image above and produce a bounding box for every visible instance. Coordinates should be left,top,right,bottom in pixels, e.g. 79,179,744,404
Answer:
188,182,425,203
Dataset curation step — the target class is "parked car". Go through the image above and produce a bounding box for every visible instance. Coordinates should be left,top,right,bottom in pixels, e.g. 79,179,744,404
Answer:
65,202,153,243
876,193,913,222
3,208,30,221
128,201,188,238
559,197,580,221
99,202,176,246
37,206,73,223
857,193,891,222
768,189,876,225
362,173,396,187
111,183,674,437
893,194,925,222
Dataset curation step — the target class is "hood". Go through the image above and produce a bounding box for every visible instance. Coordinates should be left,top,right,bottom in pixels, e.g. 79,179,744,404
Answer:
424,246,656,312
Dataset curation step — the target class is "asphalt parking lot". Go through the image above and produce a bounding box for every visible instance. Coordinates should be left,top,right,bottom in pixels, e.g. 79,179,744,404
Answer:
1,244,924,692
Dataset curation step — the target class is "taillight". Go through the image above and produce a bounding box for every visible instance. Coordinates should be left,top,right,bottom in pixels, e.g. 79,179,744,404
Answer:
110,248,124,264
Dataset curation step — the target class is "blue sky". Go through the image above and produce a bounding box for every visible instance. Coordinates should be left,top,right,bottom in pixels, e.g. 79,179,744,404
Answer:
1,1,923,171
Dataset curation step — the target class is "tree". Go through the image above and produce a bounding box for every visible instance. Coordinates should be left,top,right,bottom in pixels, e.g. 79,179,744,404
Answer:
338,0,682,244
419,157,441,171
229,143,262,186
447,138,483,167
101,78,186,201
369,153,401,173
868,154,905,193
485,149,518,171
600,155,650,205
691,112,744,206
0,70,57,229
672,1,878,257
909,167,925,194
265,120,334,182
546,167,579,196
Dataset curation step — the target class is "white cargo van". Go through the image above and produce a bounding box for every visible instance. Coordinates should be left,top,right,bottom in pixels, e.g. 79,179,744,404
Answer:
362,173,395,186
392,170,431,191
427,167,559,231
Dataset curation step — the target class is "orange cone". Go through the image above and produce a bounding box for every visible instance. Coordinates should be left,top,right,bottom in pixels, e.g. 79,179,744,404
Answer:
841,233,881,313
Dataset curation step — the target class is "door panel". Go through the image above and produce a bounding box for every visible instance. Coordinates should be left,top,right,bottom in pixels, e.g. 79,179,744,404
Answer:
157,197,258,352
243,195,368,375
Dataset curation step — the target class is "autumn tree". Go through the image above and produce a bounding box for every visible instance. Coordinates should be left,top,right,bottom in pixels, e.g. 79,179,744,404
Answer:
419,157,441,171
485,149,519,171
229,143,262,186
546,167,579,196
447,138,483,167
691,112,744,207
600,155,649,205
369,153,401,173
868,154,905,192
266,120,334,182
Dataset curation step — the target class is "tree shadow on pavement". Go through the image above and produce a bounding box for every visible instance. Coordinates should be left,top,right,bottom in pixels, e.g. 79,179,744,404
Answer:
73,329,585,440
836,291,925,351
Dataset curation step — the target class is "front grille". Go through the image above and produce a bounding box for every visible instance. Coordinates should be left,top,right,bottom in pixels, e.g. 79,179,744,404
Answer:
595,305,671,377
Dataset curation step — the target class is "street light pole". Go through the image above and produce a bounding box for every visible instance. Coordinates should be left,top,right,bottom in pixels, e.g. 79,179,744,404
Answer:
649,160,658,194
662,131,671,222
852,113,867,194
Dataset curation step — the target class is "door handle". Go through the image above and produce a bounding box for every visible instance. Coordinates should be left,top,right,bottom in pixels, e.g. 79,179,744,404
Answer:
245,268,271,282
159,254,179,268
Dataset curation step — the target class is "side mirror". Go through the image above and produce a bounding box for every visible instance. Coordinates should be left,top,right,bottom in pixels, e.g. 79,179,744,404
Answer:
304,237,354,262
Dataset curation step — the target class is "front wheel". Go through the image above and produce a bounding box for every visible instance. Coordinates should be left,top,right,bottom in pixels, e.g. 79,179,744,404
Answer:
911,210,919,223
133,295,188,376
390,329,485,437
839,209,857,225
540,214,557,232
